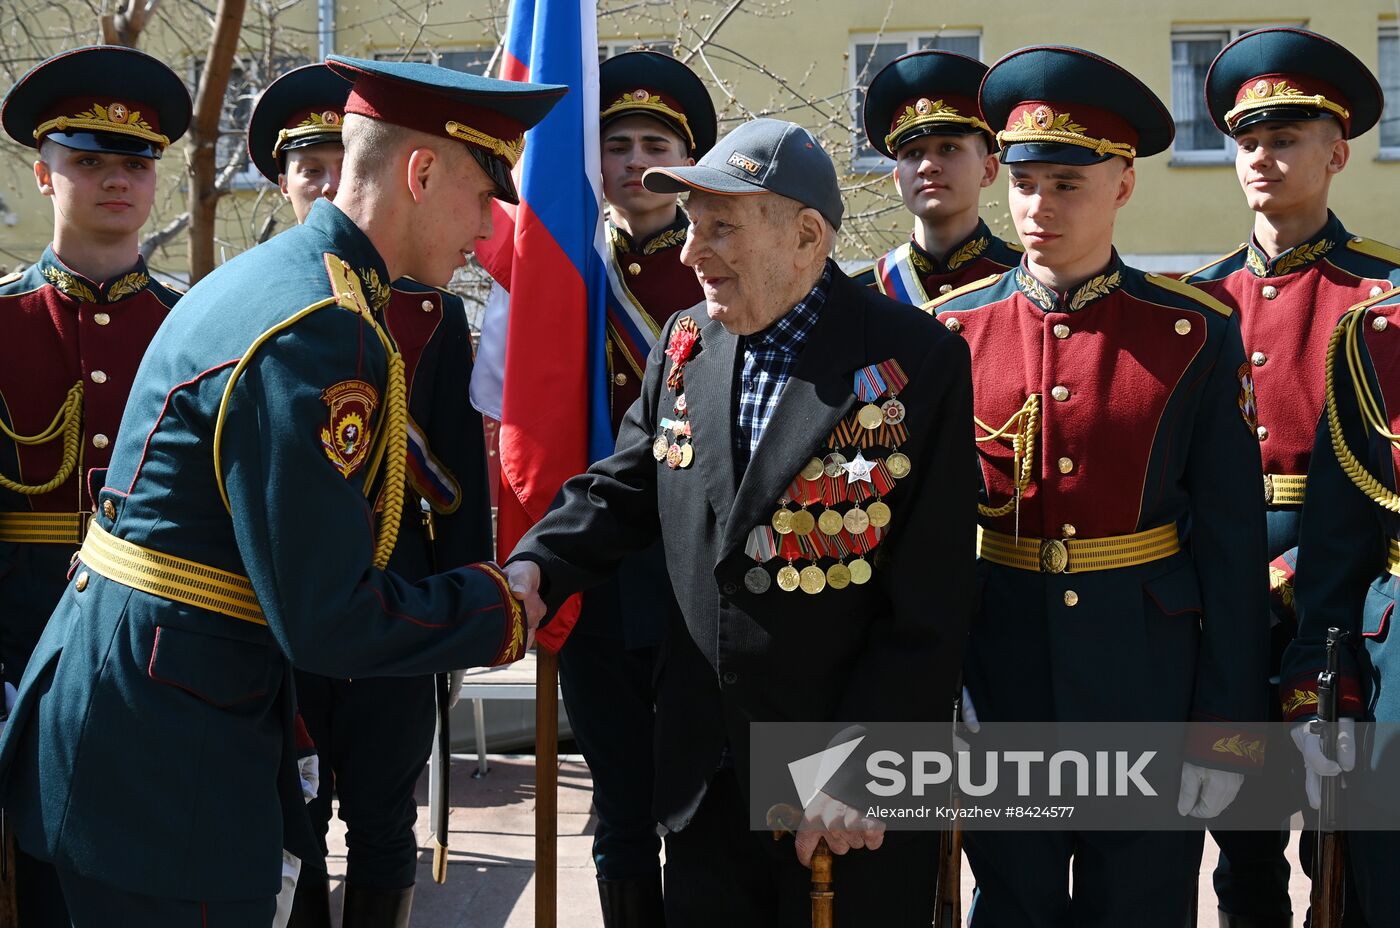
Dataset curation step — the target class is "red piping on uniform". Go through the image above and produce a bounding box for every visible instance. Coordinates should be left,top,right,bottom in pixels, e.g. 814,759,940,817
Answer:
126,359,241,495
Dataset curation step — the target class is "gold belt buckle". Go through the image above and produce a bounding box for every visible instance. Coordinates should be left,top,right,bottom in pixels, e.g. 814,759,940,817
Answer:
1262,474,1274,504
1039,538,1069,574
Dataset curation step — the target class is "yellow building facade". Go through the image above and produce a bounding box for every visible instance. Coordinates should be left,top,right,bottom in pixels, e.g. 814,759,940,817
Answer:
1,0,1396,280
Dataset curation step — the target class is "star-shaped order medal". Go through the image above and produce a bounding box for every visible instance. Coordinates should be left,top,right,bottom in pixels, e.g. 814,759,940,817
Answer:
843,451,874,484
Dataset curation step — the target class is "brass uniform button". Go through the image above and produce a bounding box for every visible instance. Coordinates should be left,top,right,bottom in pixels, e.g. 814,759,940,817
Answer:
1051,385,1070,402
1374,316,1390,332
1061,523,1076,538
628,262,642,276
1261,285,1278,300
945,318,962,333
94,312,111,326
102,499,116,520
939,284,953,294
1053,324,1070,339
1057,456,1074,474
1063,590,1079,607
1174,319,1192,336
1256,425,1269,441
1251,351,1267,367
1371,286,1385,298
75,571,89,592
92,433,109,449
91,370,108,384
613,372,628,386
420,299,434,312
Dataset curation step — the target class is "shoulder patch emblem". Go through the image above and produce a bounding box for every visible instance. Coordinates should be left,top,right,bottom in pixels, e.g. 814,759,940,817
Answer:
1237,362,1259,433
320,379,379,478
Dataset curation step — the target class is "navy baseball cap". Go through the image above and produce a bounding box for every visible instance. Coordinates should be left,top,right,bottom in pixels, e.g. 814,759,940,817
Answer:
642,117,844,230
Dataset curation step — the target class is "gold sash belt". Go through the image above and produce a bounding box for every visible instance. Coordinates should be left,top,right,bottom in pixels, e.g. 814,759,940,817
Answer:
977,523,1180,574
78,521,266,626
0,511,88,545
1263,474,1307,507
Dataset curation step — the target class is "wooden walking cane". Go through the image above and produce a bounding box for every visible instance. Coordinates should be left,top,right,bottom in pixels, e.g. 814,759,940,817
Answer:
768,804,835,927
535,645,560,928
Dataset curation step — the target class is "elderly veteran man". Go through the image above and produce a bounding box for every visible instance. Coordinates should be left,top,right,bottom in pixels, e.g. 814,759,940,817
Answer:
558,48,716,926
1281,285,1400,924
0,57,561,926
0,44,191,927
1180,27,1400,928
505,117,976,927
853,49,1021,303
926,46,1271,927
246,63,496,928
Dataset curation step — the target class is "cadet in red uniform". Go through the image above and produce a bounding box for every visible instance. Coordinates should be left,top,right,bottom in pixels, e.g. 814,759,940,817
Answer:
1181,31,1400,925
1281,287,1400,924
0,45,190,927
852,50,1021,303
246,64,495,928
928,46,1271,927
562,50,715,925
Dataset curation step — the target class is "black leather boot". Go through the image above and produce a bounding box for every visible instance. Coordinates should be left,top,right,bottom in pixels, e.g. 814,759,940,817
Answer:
286,865,332,928
341,882,414,928
598,872,665,928
1218,911,1293,928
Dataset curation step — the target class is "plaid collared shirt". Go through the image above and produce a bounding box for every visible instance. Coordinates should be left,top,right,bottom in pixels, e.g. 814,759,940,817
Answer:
734,261,832,471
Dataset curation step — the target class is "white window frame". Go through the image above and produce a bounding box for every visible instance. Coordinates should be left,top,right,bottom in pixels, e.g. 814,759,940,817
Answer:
1169,22,1303,166
599,40,676,61
1380,23,1400,159
848,29,983,174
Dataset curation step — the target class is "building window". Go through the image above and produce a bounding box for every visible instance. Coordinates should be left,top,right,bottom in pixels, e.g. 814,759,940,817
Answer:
848,30,982,172
193,55,309,190
1170,24,1300,163
1380,24,1400,155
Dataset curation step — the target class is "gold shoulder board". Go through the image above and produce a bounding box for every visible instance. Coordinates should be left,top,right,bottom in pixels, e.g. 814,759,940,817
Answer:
1145,272,1233,317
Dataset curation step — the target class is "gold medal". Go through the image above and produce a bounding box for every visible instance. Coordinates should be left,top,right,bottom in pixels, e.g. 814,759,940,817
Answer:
857,403,884,430
744,566,771,594
826,562,851,589
776,564,801,592
801,457,825,481
848,557,873,584
881,398,906,425
886,452,911,479
799,565,827,594
867,500,891,528
822,452,848,477
666,444,683,469
653,436,669,461
789,509,816,536
771,509,794,534
843,506,870,534
679,444,694,468
817,509,844,535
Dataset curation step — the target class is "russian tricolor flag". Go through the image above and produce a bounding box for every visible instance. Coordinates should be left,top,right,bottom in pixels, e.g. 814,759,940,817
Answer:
472,0,610,648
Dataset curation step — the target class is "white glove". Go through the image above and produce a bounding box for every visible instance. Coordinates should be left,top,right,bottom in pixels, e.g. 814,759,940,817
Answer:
954,686,980,752
272,851,302,928
298,753,320,804
1291,717,1356,810
1177,762,1245,818
447,668,468,709
0,682,17,738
